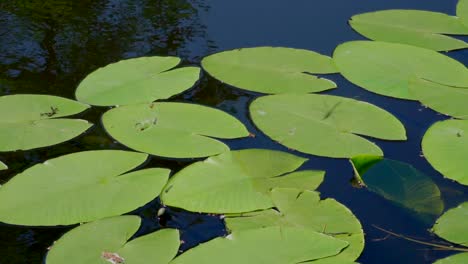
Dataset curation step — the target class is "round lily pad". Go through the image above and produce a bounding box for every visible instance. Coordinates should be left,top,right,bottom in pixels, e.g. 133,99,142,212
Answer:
47,216,180,264
333,41,468,99
202,47,337,94
226,188,364,263
432,202,468,247
0,94,92,152
0,150,170,226
161,149,324,213
171,226,348,264
250,93,406,158
422,120,468,186
350,10,468,51
102,102,249,159
76,56,200,106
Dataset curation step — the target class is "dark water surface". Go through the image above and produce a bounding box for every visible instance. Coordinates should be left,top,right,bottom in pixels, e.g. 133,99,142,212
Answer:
1,0,467,263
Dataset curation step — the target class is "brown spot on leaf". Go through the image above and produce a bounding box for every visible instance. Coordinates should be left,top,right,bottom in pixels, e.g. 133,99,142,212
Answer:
102,252,125,264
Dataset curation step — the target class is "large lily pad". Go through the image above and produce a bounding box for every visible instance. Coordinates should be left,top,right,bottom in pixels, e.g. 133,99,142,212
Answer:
226,188,364,263
47,216,180,264
333,41,468,99
409,78,468,119
102,102,249,158
0,94,92,151
458,0,468,27
432,202,468,247
250,94,406,158
422,120,468,186
0,161,6,170
201,47,337,94
161,149,324,213
76,56,200,106
350,156,444,218
171,226,348,264
350,10,468,51
0,150,170,226
434,253,468,264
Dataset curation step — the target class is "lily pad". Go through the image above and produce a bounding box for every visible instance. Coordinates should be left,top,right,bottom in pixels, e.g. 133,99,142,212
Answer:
0,150,170,226
102,102,249,158
333,41,468,99
422,120,468,186
250,94,406,158
225,188,364,263
458,0,468,27
47,216,180,264
350,10,468,51
350,156,444,218
201,47,337,94
409,78,468,119
0,94,92,152
75,56,200,106
432,202,468,247
434,253,468,264
171,226,348,264
0,161,6,170
161,149,324,213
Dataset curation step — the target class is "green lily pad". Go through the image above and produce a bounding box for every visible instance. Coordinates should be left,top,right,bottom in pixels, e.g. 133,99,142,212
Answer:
350,156,444,218
0,150,170,226
0,94,92,152
161,149,324,213
409,78,468,119
102,102,249,158
422,120,468,186
434,253,468,264
76,56,200,106
226,188,364,263
333,41,468,99
201,47,337,94
433,202,468,247
350,10,468,51
171,226,348,264
458,0,468,28
250,94,406,158
47,216,180,264
0,161,6,170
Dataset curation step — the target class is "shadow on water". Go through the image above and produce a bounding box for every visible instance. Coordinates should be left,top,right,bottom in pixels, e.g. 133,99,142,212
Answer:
0,0,468,263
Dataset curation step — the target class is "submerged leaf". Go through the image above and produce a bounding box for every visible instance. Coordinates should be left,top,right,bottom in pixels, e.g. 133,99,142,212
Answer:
432,202,468,247
202,47,337,94
0,95,92,151
171,226,348,264
0,150,170,226
225,188,364,264
350,10,468,51
422,120,468,186
350,156,444,218
46,216,180,264
333,41,468,99
250,94,406,158
409,78,468,119
76,56,200,106
102,102,249,158
161,149,324,213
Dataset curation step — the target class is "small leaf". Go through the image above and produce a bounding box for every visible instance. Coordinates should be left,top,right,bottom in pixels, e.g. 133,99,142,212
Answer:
202,47,337,94
434,253,468,264
432,202,468,247
458,0,468,28
0,161,6,170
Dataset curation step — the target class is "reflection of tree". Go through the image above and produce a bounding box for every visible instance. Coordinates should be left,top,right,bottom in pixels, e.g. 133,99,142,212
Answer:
0,0,210,96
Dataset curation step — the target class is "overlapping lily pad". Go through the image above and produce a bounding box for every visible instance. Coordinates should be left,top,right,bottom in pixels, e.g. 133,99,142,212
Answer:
0,161,6,170
75,56,200,106
0,150,170,226
350,156,444,218
47,216,180,264
161,149,324,213
458,0,468,27
202,47,337,94
0,94,92,152
171,226,348,264
422,120,468,186
333,41,468,99
225,188,364,263
250,94,406,158
350,10,468,51
432,202,468,247
409,78,468,119
102,102,249,158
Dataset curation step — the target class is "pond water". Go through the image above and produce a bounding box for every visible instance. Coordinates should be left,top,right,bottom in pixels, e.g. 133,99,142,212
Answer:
0,0,467,263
